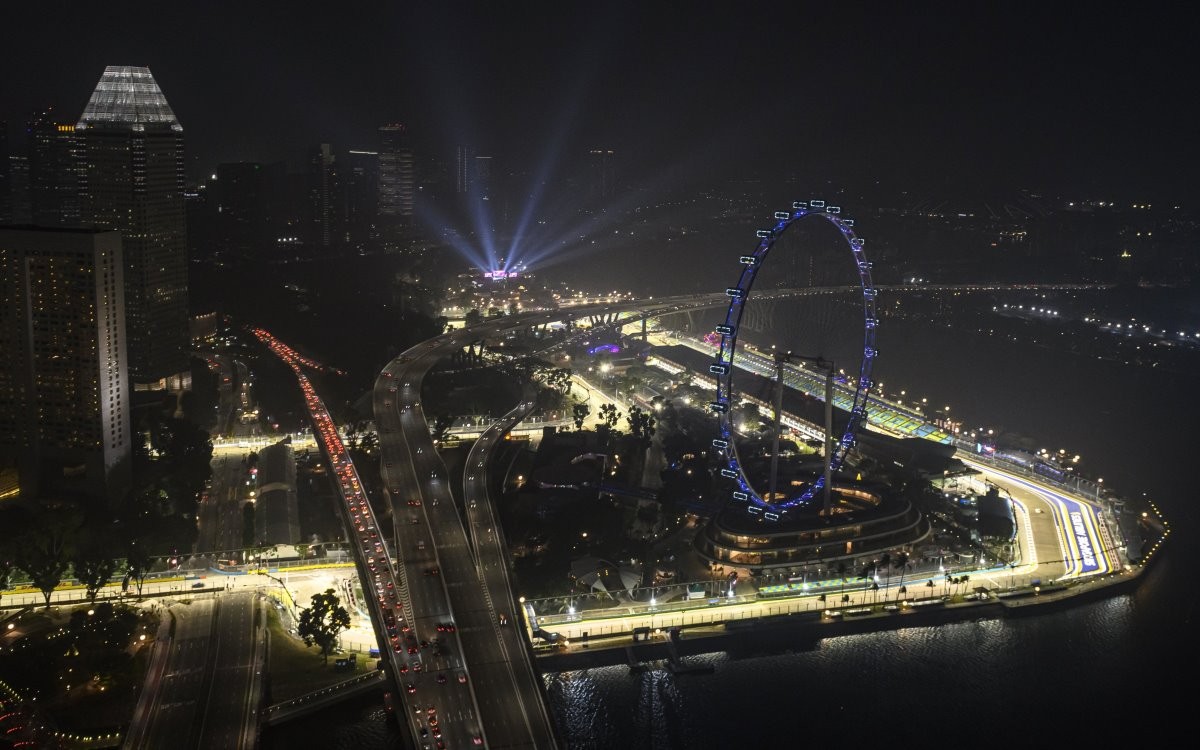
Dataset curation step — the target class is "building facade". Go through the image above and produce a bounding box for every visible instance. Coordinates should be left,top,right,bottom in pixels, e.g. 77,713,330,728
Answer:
0,227,131,501
77,65,188,387
378,124,413,223
28,108,81,228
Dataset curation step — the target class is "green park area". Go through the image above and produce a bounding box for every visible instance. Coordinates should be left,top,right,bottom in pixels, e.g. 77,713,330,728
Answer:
264,606,374,704
0,602,159,735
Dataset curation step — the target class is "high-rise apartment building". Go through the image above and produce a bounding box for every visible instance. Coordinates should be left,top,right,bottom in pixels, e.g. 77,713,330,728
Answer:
77,65,188,387
474,155,493,203
342,149,379,244
0,227,130,501
309,143,338,247
6,155,31,225
455,145,474,196
378,124,414,223
28,108,81,228
588,148,615,203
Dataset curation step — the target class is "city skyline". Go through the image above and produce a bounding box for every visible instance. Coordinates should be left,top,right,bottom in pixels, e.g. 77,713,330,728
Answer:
2,3,1197,203
0,6,1193,749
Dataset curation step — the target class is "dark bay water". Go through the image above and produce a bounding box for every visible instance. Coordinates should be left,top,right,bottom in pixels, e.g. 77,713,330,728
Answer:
265,298,1195,748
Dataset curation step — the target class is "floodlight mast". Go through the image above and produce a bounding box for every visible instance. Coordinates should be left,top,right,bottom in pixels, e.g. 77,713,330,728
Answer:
769,349,835,515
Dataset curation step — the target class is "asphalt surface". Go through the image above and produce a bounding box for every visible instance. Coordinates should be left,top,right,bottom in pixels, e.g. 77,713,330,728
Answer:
194,593,266,750
125,594,265,750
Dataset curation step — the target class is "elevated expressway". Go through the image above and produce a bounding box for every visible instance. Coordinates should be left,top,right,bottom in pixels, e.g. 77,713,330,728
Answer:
254,329,483,749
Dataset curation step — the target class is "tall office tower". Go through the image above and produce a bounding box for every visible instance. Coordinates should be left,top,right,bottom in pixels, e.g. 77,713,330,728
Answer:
588,148,615,203
473,155,493,203
309,143,339,247
378,124,414,223
0,121,9,223
342,149,379,244
0,227,131,501
28,108,81,227
77,66,188,387
455,145,474,196
7,155,32,225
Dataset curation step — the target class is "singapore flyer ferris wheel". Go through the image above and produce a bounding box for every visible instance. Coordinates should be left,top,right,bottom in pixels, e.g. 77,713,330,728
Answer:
709,201,878,521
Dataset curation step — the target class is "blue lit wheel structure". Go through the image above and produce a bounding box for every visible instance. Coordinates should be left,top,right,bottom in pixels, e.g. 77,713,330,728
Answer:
709,201,877,521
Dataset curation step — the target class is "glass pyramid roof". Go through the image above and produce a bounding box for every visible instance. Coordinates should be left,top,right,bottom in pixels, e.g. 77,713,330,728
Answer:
78,66,181,130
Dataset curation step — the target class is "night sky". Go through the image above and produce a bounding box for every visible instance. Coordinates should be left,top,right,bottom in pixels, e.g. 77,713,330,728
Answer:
4,2,1196,201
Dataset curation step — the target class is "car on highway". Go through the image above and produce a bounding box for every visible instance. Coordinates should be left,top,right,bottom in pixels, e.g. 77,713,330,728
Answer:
458,673,467,684
424,567,439,576
406,683,416,694
436,672,446,684
498,613,508,625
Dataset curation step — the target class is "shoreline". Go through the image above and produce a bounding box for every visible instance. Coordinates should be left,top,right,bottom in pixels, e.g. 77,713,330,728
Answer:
535,555,1157,674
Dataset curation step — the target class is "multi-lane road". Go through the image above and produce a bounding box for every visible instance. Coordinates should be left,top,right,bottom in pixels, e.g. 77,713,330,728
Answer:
257,328,486,750
124,592,264,750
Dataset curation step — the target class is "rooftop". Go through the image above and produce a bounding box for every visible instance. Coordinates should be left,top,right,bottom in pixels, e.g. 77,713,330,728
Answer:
77,65,182,131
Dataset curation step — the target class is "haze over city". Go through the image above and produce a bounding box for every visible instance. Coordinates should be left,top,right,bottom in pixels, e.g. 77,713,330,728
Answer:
0,3,1194,750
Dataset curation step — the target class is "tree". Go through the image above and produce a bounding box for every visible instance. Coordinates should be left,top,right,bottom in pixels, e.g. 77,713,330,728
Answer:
892,552,910,601
125,540,152,599
626,406,657,447
16,503,83,608
72,531,117,605
431,414,454,443
597,403,622,446
572,402,591,430
297,588,352,662
359,431,378,455
464,309,483,327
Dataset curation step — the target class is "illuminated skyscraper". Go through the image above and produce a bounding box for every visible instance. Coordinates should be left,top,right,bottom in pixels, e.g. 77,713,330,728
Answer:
378,123,413,222
28,108,81,228
0,227,131,500
77,65,188,387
